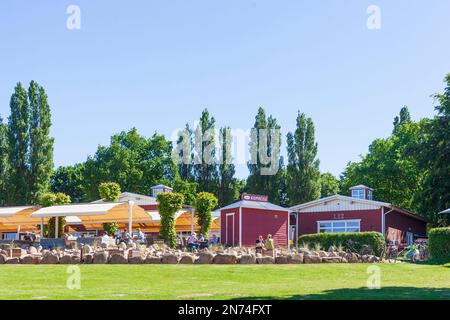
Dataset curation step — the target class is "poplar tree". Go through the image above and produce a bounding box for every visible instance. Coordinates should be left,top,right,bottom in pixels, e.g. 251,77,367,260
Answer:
0,116,9,205
193,109,218,193
246,107,284,204
286,111,321,205
7,83,30,205
28,81,54,204
217,127,239,206
176,123,194,181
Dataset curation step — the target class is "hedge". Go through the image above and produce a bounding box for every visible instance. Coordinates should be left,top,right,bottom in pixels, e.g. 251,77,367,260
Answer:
428,227,450,262
297,232,385,256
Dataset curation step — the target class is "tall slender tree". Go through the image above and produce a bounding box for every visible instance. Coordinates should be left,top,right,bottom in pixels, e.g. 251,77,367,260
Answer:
176,123,194,181
246,107,284,204
393,106,412,134
193,109,218,193
7,82,30,205
0,115,9,205
28,81,54,204
217,126,239,206
286,111,321,205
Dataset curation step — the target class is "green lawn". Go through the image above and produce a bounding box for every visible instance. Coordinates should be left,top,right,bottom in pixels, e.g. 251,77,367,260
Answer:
0,263,449,300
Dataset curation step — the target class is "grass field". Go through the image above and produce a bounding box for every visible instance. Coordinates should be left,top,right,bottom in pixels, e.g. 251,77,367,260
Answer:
0,263,449,300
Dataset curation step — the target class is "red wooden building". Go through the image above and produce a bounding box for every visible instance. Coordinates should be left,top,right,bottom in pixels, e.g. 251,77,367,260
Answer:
289,185,428,245
219,194,289,247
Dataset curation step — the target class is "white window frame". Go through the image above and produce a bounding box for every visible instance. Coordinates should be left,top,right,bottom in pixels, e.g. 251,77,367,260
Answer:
225,213,235,247
351,189,365,199
317,219,361,233
368,190,373,200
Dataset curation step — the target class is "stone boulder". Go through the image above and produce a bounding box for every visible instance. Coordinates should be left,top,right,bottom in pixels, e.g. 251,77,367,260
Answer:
28,246,38,254
93,251,108,264
318,251,328,257
275,256,288,264
41,253,59,264
59,255,76,264
322,256,342,263
0,254,7,264
257,256,275,264
109,254,128,264
287,254,304,264
82,245,93,255
21,255,40,264
328,245,337,252
6,257,20,264
145,255,162,264
128,256,144,264
71,256,81,264
213,253,237,264
179,255,195,264
162,254,179,264
345,252,360,263
303,254,322,264
196,252,214,264
83,254,93,264
239,254,256,264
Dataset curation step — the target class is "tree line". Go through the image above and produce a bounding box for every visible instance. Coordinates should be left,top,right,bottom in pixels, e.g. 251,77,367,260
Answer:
1,75,449,225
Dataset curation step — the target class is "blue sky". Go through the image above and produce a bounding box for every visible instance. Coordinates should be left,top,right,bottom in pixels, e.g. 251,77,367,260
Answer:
1,1,449,179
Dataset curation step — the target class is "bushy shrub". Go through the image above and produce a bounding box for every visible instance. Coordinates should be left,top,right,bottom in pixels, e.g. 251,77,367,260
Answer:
157,192,185,248
298,232,385,256
428,227,450,262
195,192,218,237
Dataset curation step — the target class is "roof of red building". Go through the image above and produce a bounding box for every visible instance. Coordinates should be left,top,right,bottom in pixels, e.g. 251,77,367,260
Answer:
218,200,288,212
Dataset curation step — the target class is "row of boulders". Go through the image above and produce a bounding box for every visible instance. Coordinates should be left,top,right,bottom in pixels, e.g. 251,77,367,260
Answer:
0,249,381,265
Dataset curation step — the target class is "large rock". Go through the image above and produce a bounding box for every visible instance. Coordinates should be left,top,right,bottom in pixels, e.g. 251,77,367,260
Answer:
21,255,40,264
28,246,38,254
82,245,93,255
109,254,128,264
275,256,289,264
128,256,144,264
162,254,179,264
239,254,256,264
345,252,360,263
318,251,328,257
145,256,162,264
328,252,339,258
303,254,322,264
83,254,93,264
196,253,214,264
322,257,342,263
71,256,81,264
213,254,237,264
179,255,195,264
93,251,108,264
60,255,76,264
287,254,303,264
0,254,7,264
6,257,21,264
257,256,275,264
41,253,59,264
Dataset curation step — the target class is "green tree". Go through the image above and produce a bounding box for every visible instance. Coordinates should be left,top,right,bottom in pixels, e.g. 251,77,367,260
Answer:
98,182,121,201
320,172,340,198
40,192,71,238
0,115,9,205
195,192,218,237
50,163,86,203
7,82,30,205
286,111,321,205
246,107,284,204
176,123,194,181
217,127,240,207
28,81,54,204
157,192,185,248
83,128,177,200
393,106,412,134
193,109,219,193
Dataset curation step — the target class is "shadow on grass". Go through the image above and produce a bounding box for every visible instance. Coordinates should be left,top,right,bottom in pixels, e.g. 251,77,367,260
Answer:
232,287,450,300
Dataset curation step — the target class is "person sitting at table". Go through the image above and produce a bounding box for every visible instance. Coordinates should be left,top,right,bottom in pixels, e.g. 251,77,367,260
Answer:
209,234,218,245
135,228,146,245
255,235,265,254
119,229,131,245
23,231,32,242
187,232,199,251
198,233,205,242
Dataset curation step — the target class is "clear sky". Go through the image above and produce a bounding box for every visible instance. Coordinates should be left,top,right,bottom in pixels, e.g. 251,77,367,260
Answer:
1,1,449,179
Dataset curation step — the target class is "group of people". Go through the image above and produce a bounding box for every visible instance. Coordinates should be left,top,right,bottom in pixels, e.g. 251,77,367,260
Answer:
23,231,38,242
255,234,274,254
182,232,219,251
114,228,146,245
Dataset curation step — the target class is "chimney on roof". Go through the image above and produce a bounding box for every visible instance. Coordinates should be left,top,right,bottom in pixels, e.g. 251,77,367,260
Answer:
349,185,373,200
151,184,173,198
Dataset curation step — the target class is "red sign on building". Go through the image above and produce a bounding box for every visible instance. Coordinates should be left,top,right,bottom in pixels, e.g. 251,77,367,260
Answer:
241,194,269,202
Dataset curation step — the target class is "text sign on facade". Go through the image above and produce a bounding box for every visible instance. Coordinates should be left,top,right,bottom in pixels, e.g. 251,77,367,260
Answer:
241,194,269,202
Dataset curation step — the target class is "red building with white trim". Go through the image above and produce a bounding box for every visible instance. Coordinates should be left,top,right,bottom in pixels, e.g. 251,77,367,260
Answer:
219,194,289,247
289,185,428,245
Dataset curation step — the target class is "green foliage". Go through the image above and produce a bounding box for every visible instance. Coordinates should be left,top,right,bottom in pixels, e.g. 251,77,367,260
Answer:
157,192,185,248
83,128,177,201
98,182,121,202
297,232,385,256
320,172,340,198
102,222,119,236
40,192,71,238
170,177,198,206
193,109,219,194
286,111,321,205
175,123,194,181
0,116,8,205
428,227,450,262
195,192,218,237
246,107,286,204
217,127,240,207
28,81,54,204
50,163,86,203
